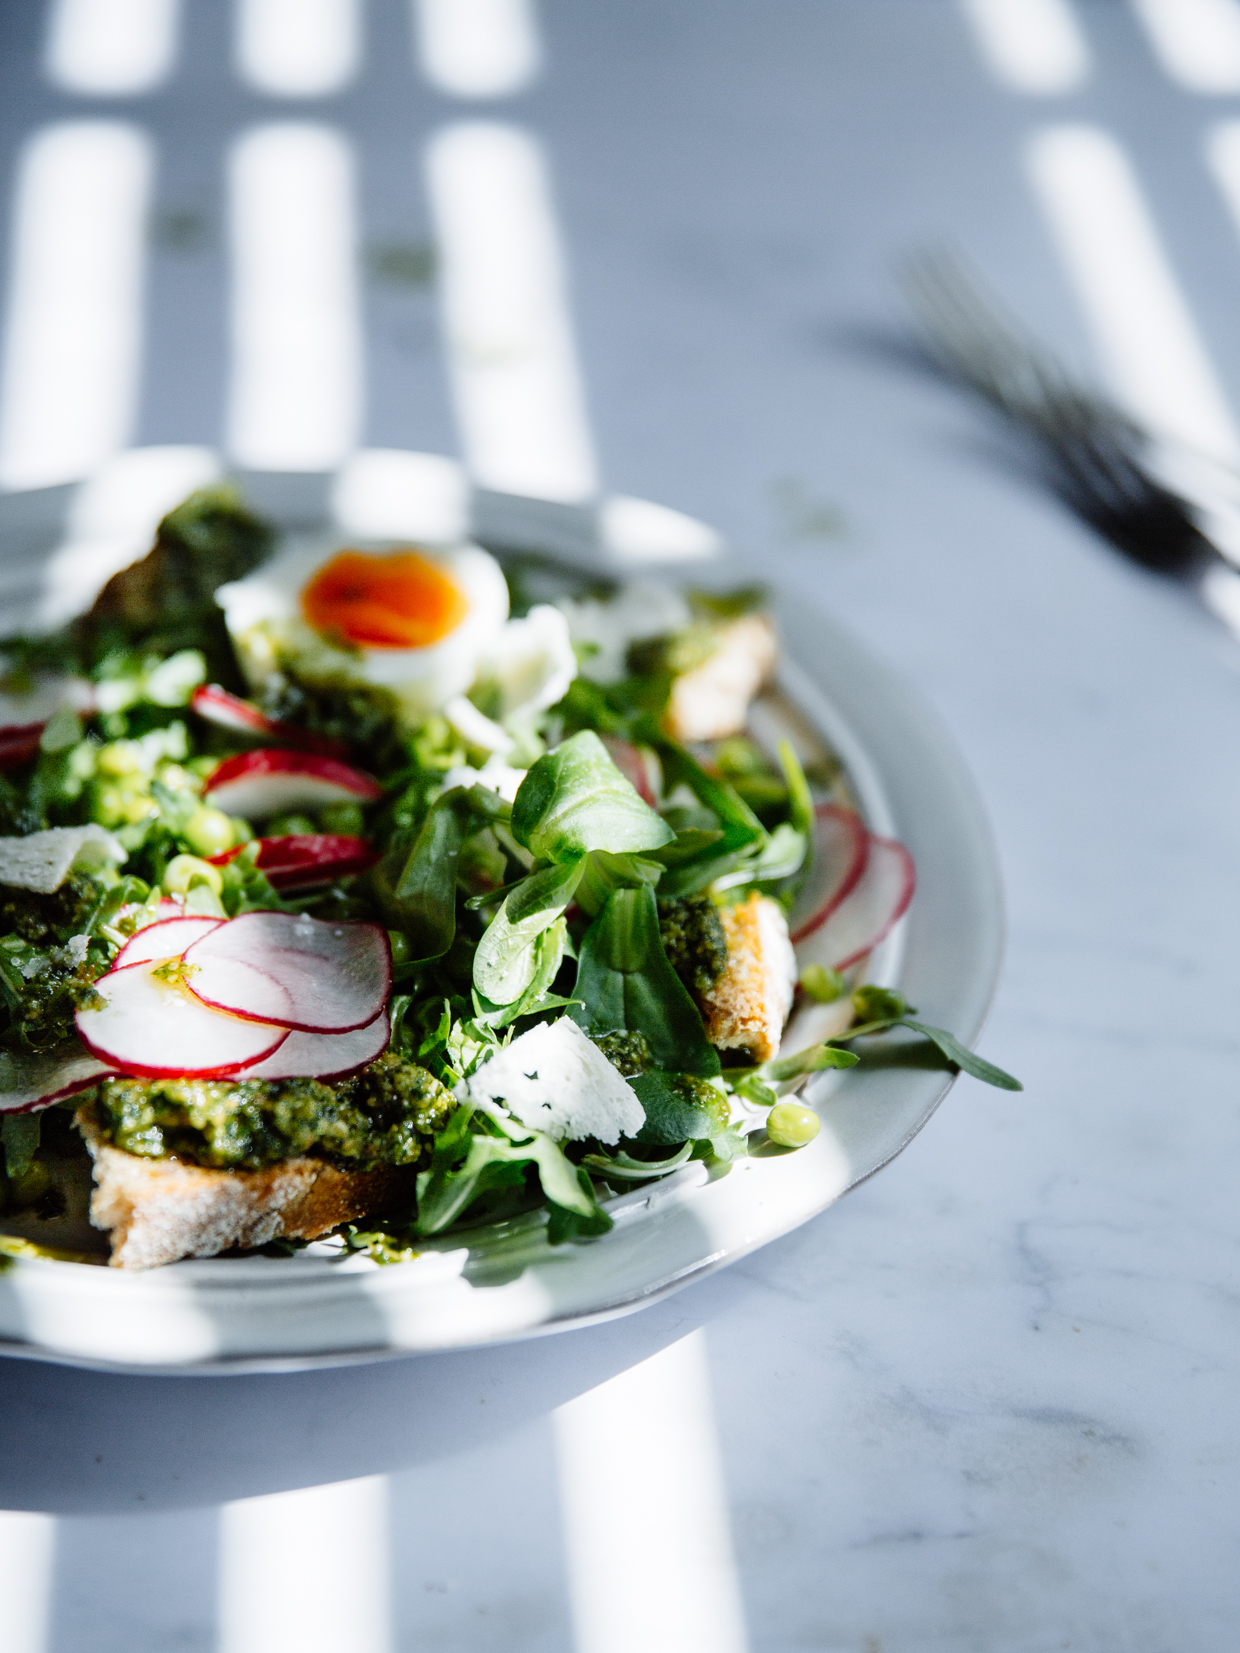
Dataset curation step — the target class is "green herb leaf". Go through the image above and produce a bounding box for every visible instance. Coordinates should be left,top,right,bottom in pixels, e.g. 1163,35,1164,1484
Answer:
473,859,584,1005
1,1112,40,1180
571,884,720,1077
369,787,480,964
581,1142,695,1180
511,730,673,862
759,1042,860,1083
630,1068,730,1144
900,1019,1023,1091
575,849,664,918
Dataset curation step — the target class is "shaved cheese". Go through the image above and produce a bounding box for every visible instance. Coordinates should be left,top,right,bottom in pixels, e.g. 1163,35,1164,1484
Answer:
467,1018,645,1144
0,825,126,894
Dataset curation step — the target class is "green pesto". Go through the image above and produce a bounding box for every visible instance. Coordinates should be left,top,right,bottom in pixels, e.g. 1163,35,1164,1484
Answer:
657,894,728,998
92,1051,456,1172
0,873,97,946
591,1029,652,1077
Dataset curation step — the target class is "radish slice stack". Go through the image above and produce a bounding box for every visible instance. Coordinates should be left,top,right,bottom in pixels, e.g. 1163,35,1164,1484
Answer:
208,833,380,890
190,684,345,757
183,911,391,1033
27,910,398,1105
789,805,870,943
793,832,916,974
204,749,384,818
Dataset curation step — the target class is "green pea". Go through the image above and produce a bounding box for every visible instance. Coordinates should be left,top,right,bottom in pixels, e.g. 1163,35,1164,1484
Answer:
97,740,144,778
183,807,235,857
387,930,411,965
766,1102,821,1148
164,854,224,896
800,964,845,1003
318,800,365,836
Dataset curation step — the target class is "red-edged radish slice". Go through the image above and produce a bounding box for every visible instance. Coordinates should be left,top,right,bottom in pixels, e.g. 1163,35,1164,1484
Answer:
242,1010,391,1081
207,834,380,890
793,835,916,974
602,736,657,806
75,959,289,1078
191,685,345,757
204,749,383,818
789,804,869,943
183,911,392,1033
113,915,223,969
0,1039,116,1115
0,726,44,770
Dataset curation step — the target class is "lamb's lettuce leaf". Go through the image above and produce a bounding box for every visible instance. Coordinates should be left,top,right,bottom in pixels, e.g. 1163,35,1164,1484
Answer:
472,859,583,1005
571,884,719,1077
511,731,673,862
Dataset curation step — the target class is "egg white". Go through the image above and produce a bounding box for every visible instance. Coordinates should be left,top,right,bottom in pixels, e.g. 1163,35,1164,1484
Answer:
216,536,510,720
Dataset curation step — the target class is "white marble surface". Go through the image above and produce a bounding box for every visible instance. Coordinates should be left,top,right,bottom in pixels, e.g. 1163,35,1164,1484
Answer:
3,1,1240,1648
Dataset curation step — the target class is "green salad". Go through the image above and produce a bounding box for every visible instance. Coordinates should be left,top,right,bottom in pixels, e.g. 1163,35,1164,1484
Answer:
0,488,1017,1269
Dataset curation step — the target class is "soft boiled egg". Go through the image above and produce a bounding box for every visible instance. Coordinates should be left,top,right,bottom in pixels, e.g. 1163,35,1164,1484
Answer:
216,538,511,721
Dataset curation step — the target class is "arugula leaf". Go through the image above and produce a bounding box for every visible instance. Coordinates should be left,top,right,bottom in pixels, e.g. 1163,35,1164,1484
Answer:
571,884,720,1077
637,722,767,856
473,859,584,1005
759,1042,860,1083
511,731,673,861
413,1108,613,1236
900,1019,1023,1091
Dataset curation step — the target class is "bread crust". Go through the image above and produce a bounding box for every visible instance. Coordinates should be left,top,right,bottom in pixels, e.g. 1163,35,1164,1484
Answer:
700,893,797,1063
76,1104,414,1270
664,615,777,742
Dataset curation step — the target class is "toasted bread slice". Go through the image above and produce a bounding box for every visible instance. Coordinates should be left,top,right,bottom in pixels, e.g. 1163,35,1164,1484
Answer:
664,615,777,742
76,1104,414,1270
700,893,797,1064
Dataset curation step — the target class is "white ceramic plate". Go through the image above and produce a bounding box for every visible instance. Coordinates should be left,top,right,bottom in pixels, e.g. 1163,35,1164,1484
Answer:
0,451,1004,1371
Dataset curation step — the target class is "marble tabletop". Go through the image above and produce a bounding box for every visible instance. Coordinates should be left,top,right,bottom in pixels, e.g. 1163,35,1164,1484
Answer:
2,2,1240,1649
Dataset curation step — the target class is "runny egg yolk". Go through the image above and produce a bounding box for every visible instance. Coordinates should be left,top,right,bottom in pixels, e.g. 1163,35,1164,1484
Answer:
301,550,469,650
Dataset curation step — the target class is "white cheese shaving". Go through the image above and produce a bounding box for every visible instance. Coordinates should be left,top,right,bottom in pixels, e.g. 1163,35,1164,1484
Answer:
0,825,126,895
467,1018,646,1144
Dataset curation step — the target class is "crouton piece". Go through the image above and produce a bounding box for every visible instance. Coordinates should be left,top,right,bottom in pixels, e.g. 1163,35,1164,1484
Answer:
700,893,797,1063
664,615,777,743
76,1104,414,1270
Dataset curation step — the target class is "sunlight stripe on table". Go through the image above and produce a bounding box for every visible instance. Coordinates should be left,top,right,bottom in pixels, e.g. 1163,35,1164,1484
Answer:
226,124,362,471
555,1330,750,1653
1025,124,1240,461
414,0,540,98
425,122,597,501
0,123,152,492
1128,0,1240,93
218,1475,391,1653
0,1511,55,1653
235,0,361,97
44,0,181,95
959,0,1090,94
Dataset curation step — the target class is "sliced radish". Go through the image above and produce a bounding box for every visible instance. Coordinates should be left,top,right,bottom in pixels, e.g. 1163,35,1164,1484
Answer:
191,685,344,757
204,749,383,818
208,834,380,890
242,1010,391,1081
794,835,916,974
75,959,289,1078
789,804,869,943
0,1039,116,1115
0,725,44,770
602,736,658,806
184,911,391,1034
113,915,224,968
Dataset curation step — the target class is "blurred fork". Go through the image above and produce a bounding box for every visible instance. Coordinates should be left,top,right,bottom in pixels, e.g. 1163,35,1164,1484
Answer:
900,251,1240,636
